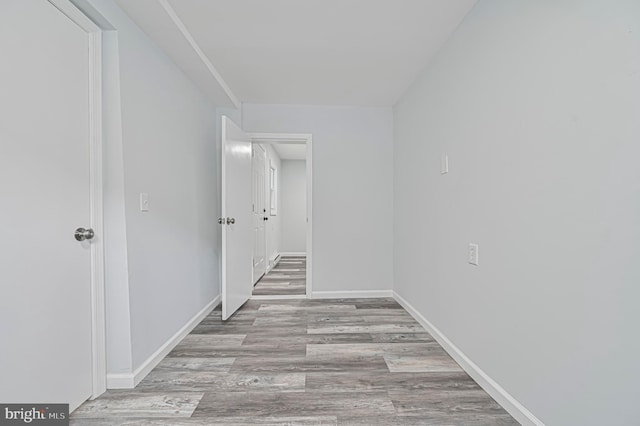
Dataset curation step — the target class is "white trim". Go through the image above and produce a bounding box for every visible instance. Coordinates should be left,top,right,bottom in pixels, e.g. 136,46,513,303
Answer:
392,291,545,426
250,133,313,144
305,137,313,299
221,118,228,320
266,255,280,274
311,290,393,299
88,29,106,400
49,0,107,401
157,0,240,109
251,295,307,300
104,372,134,390
49,0,100,32
279,252,307,257
107,295,221,389
248,133,313,299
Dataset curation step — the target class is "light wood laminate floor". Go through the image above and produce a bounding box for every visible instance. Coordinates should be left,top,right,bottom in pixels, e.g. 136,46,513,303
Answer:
72,297,517,425
253,256,306,296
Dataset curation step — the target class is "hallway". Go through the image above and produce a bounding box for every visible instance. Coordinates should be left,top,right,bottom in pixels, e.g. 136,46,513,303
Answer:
71,298,516,425
253,256,307,296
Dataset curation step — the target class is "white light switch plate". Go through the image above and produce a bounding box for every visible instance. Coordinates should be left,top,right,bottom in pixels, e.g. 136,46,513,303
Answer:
140,193,149,212
469,243,479,266
441,155,449,174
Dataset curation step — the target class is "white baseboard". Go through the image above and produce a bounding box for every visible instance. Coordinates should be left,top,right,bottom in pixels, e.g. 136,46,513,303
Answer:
311,290,393,299
106,295,220,389
104,372,135,389
392,291,544,426
279,252,306,257
266,255,281,274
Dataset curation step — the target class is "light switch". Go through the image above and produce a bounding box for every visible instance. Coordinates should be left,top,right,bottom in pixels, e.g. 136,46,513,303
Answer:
441,155,449,174
468,243,479,266
140,193,149,212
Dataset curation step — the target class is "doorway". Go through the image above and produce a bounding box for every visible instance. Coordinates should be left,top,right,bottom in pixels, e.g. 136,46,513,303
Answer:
250,134,313,299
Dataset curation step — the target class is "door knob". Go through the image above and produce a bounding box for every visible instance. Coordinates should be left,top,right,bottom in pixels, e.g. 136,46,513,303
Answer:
226,217,235,225
74,227,95,242
218,218,224,224
263,217,269,221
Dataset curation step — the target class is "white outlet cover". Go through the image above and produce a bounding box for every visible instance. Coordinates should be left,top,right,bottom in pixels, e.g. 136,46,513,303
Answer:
441,155,449,174
469,243,479,266
140,193,149,212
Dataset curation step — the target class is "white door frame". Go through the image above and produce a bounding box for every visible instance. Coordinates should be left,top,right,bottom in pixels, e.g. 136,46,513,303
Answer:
249,133,313,298
48,0,106,399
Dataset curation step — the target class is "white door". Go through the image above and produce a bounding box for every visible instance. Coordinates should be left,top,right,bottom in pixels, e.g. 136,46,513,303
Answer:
0,0,93,411
221,117,253,320
252,144,267,283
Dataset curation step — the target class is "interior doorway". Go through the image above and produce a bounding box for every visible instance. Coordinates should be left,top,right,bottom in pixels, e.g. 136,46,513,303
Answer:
249,133,313,299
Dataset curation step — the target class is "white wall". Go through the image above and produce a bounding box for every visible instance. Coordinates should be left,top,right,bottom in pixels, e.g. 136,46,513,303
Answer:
263,144,282,267
82,0,220,375
243,104,394,294
280,160,307,253
393,1,640,425
101,28,133,375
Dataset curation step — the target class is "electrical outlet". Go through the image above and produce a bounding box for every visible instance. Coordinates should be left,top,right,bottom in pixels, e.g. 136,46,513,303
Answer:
441,154,449,174
468,243,479,266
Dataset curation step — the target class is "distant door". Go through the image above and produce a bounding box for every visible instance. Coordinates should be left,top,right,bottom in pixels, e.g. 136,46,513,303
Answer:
252,144,267,283
0,0,94,411
221,117,253,320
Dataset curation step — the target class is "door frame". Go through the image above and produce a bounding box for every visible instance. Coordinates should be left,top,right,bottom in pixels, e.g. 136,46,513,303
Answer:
248,133,313,298
48,0,106,399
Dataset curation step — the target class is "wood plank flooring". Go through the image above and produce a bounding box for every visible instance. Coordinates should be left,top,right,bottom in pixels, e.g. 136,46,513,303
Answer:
253,256,306,296
72,298,518,425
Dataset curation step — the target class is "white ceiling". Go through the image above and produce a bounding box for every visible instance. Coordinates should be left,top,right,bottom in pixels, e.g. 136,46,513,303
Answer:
271,143,306,161
116,0,476,107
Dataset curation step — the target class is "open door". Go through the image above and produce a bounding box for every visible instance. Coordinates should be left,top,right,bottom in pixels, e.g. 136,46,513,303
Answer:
221,117,253,320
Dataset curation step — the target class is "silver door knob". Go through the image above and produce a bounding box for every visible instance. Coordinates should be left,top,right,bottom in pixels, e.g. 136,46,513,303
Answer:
218,218,224,224
74,227,95,242
226,217,235,225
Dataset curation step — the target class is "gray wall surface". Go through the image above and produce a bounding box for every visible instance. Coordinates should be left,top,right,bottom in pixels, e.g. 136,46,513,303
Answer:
280,160,307,253
393,1,640,424
86,0,219,375
243,104,394,294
